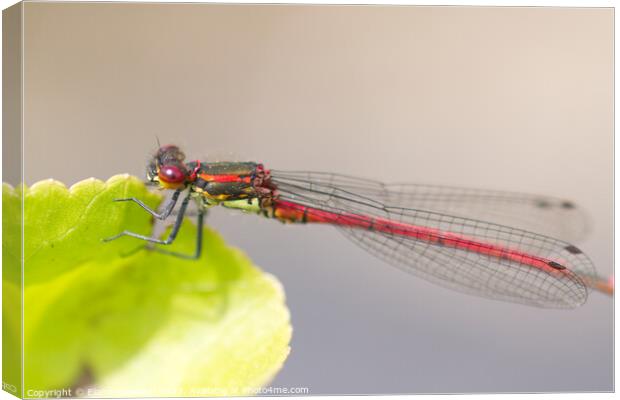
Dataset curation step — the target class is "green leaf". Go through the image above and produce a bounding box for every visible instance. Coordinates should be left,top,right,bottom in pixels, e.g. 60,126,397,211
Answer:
20,175,161,284
2,182,23,396
3,176,292,397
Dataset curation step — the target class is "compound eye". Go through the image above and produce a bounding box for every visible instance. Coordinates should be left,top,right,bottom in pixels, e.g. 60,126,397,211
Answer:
158,165,185,183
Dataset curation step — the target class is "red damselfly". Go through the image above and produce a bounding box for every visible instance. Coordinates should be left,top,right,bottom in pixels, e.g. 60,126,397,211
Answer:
104,145,613,309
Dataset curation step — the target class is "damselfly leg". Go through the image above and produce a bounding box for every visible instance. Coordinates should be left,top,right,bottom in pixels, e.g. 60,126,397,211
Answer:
145,209,204,260
103,190,204,260
111,188,183,220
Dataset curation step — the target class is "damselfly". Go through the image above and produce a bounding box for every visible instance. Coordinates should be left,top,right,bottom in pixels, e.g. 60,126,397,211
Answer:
104,145,613,308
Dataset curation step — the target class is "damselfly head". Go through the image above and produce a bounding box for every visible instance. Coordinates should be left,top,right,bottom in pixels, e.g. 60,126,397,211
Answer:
146,145,189,190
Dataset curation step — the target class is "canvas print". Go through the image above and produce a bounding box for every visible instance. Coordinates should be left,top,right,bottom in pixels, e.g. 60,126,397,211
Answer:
2,3,613,398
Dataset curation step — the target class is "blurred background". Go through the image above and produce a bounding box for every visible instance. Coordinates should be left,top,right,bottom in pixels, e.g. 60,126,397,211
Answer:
22,3,612,394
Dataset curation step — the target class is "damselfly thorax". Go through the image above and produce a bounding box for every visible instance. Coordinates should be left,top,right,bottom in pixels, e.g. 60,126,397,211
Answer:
183,161,284,221
189,161,259,201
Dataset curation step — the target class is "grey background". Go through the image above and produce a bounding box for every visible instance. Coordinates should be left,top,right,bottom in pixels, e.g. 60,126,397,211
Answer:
21,3,612,394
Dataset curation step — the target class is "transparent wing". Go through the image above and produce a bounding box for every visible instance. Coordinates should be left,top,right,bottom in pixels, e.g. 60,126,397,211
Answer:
270,171,597,308
340,224,588,308
271,171,590,243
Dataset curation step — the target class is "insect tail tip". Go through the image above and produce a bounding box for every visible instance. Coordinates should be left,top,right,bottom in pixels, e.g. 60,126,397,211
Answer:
604,276,614,295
